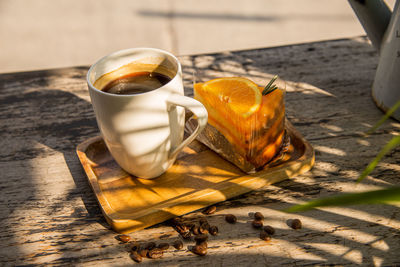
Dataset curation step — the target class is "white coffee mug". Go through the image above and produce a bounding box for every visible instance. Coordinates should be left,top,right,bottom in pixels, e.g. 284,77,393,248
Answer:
87,48,208,179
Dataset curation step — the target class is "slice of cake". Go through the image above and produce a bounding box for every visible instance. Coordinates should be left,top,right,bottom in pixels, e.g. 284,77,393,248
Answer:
191,76,285,173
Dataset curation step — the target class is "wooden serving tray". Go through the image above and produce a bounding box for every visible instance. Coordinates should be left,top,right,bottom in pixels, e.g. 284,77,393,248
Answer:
76,122,314,233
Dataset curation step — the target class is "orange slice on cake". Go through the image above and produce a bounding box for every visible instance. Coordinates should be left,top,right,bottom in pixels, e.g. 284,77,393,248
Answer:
199,77,262,118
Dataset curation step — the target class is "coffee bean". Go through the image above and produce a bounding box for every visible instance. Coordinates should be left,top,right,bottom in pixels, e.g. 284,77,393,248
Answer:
291,219,302,229
184,223,192,229
118,234,131,243
186,223,195,230
263,225,275,235
194,234,208,243
192,225,200,235
175,223,189,234
180,230,192,239
138,248,148,258
191,244,207,256
175,222,191,239
252,220,263,229
201,221,210,230
148,248,163,259
199,224,209,235
130,251,142,263
131,242,140,252
209,225,219,236
203,205,217,215
144,242,156,250
254,212,264,221
196,241,208,249
158,242,169,250
172,240,183,250
225,214,237,224
260,230,271,241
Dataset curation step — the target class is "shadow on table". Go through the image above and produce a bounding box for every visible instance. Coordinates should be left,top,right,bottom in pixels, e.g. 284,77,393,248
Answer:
137,9,353,22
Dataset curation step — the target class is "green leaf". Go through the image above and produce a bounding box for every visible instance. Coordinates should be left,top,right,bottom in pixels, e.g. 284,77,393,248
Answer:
262,75,278,95
357,135,400,182
366,99,400,135
284,187,400,213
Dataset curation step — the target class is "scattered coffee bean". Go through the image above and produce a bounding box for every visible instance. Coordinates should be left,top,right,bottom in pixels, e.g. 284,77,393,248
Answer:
158,242,169,250
225,214,237,224
201,221,210,230
186,223,195,230
196,241,208,249
263,225,275,235
260,230,271,241
138,248,148,258
191,244,207,256
184,223,192,230
148,248,163,259
172,240,183,250
131,242,140,252
175,223,189,234
192,225,200,235
291,219,302,229
144,242,156,250
130,251,142,263
194,234,208,243
209,225,219,236
199,224,209,235
252,220,263,229
203,205,217,215
118,234,131,243
118,212,305,261
174,222,191,239
180,231,192,239
254,212,264,221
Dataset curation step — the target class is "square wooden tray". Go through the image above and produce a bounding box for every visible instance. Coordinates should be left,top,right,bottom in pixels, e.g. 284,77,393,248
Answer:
76,121,314,233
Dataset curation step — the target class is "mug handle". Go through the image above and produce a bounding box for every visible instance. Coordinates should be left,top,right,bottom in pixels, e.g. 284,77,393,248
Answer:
167,94,208,160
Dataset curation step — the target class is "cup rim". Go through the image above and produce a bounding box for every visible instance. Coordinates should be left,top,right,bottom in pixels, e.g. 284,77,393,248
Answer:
86,47,181,97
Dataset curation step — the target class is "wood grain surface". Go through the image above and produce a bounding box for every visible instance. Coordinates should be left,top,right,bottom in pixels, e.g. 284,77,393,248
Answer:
0,36,399,266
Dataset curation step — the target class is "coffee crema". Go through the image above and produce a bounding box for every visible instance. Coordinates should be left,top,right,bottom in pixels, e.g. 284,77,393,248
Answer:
100,71,171,95
93,61,176,95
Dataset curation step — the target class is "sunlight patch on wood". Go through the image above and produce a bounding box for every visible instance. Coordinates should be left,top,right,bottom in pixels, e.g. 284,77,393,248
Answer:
314,145,346,156
314,161,341,173
314,206,400,230
372,255,384,267
377,162,400,172
356,139,370,146
321,123,343,132
389,122,400,129
286,81,335,97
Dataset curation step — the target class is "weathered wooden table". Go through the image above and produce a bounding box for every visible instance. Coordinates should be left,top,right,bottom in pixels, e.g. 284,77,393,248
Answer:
1,36,399,266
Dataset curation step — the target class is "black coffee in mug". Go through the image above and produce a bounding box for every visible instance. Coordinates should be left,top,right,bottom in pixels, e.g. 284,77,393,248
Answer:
93,62,174,95
100,71,171,95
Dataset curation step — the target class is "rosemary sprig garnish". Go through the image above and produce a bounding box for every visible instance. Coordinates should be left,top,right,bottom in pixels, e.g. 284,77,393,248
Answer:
262,75,279,95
